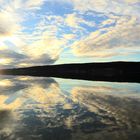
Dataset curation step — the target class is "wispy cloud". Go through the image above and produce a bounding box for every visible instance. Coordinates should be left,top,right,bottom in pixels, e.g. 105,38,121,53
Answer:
71,0,140,17
72,16,140,58
0,0,140,67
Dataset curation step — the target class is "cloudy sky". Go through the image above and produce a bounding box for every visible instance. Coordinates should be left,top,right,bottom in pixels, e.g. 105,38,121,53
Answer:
0,0,140,68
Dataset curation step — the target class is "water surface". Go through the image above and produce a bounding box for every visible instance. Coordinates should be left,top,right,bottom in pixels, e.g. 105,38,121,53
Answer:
0,76,140,140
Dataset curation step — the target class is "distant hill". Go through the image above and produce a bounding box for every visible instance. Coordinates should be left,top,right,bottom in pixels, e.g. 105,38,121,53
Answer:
0,61,140,83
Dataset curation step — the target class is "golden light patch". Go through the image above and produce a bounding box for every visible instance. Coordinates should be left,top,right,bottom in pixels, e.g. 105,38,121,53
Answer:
0,79,14,87
16,76,31,81
63,104,72,109
17,63,31,67
0,58,13,65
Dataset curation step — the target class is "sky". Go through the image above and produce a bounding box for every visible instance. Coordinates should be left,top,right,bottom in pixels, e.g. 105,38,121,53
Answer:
0,0,140,68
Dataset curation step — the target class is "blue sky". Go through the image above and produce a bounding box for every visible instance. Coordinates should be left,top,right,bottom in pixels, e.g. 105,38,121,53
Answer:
0,0,140,68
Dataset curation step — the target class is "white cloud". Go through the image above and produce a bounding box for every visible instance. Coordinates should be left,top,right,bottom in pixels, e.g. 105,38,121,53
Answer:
0,0,140,66
24,0,45,10
0,48,58,68
65,13,96,28
65,13,80,28
0,11,21,36
124,0,140,4
24,31,66,57
101,18,116,27
63,34,76,40
0,0,59,67
0,0,46,37
71,0,140,17
72,16,140,58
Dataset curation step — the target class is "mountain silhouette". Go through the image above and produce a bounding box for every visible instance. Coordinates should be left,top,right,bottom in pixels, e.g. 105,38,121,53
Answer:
0,61,140,83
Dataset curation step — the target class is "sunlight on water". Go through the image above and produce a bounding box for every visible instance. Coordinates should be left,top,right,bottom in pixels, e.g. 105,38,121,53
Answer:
0,76,140,140
0,79,14,87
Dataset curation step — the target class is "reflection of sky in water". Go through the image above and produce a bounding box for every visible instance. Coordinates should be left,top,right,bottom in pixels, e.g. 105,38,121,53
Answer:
0,76,140,140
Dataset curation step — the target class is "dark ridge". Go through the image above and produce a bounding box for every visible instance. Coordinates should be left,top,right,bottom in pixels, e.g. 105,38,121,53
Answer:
0,61,140,83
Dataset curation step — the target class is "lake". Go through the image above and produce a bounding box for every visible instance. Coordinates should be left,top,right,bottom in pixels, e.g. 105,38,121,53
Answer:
0,76,140,140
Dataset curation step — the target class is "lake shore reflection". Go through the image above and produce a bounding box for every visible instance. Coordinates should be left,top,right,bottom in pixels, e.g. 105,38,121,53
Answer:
0,76,140,140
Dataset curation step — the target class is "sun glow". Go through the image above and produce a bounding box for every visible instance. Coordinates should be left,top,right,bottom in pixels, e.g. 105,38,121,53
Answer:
0,58,13,65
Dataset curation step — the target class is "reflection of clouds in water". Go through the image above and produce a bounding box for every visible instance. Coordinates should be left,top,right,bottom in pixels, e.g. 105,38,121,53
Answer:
71,86,140,140
0,77,140,140
23,84,62,104
71,86,140,117
0,76,58,95
0,76,63,140
0,109,21,140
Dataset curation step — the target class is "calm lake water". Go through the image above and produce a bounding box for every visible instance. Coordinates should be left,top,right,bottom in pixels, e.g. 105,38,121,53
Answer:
0,76,140,140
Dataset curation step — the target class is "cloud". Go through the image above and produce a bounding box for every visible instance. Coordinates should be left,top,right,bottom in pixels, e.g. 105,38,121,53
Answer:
0,49,27,67
0,0,46,37
0,50,27,60
24,0,45,10
27,53,58,66
65,13,80,28
71,0,140,17
0,48,58,68
72,16,140,58
0,0,140,66
124,0,140,4
0,11,20,36
63,34,76,40
65,13,96,28
0,0,45,11
101,18,116,27
23,30,66,58
0,0,61,68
